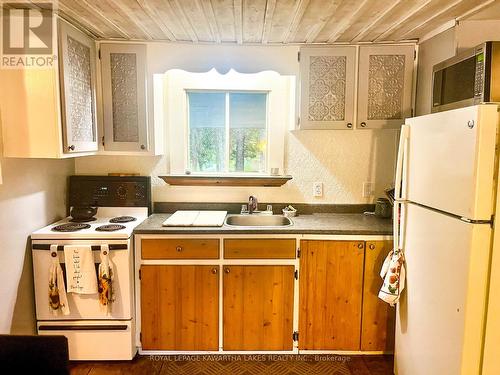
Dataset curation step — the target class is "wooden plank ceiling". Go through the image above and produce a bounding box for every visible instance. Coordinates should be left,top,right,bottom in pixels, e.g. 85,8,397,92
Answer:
57,0,496,43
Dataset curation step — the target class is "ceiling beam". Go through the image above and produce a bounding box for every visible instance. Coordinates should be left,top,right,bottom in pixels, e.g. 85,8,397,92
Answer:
456,0,495,20
78,0,133,39
171,0,199,42
198,0,221,43
373,0,431,41
233,0,243,44
261,0,277,44
136,0,177,41
106,0,155,40
351,0,403,42
327,0,370,43
283,0,311,43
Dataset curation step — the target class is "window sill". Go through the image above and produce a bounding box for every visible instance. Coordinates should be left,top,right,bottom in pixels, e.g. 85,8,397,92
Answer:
159,174,293,187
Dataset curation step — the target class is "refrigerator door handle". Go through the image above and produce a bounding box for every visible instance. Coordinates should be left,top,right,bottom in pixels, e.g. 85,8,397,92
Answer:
395,124,410,201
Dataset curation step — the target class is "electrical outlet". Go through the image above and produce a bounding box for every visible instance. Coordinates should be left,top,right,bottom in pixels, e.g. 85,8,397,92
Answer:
363,182,374,198
313,182,323,197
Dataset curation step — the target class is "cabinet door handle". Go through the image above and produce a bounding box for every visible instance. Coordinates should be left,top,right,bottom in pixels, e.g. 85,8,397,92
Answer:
357,243,364,249
68,145,75,151
224,267,230,274
176,246,182,252
346,122,353,129
369,243,375,250
360,122,367,128
211,267,218,274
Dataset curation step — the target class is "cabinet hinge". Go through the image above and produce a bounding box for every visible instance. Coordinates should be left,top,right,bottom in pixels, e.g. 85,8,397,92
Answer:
138,268,141,280
297,116,300,128
414,50,417,60
297,51,300,62
297,248,301,258
139,332,142,342
294,269,298,280
101,136,105,146
292,331,299,342
98,48,101,59
411,108,414,117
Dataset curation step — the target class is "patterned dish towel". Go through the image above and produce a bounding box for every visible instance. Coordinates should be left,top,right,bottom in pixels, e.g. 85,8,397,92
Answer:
98,244,114,314
48,245,70,315
378,248,406,306
64,245,98,294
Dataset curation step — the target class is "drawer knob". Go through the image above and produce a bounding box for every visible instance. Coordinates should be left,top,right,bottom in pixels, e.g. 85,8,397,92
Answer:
369,244,375,250
224,267,230,274
212,267,218,274
360,122,367,128
357,243,364,249
176,246,182,252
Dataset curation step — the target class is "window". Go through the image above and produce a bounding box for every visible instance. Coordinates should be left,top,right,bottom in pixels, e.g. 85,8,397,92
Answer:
164,69,295,176
187,91,267,173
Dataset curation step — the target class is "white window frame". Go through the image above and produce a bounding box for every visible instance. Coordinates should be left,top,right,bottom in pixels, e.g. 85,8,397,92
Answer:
186,89,269,174
164,69,294,175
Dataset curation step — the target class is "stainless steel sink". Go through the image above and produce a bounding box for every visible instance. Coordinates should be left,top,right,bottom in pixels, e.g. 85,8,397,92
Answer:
225,214,293,227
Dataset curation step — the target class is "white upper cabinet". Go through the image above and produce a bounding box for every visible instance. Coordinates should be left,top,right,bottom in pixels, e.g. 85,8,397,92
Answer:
299,45,415,130
100,44,148,152
299,47,356,130
59,21,98,153
0,19,98,158
357,45,414,129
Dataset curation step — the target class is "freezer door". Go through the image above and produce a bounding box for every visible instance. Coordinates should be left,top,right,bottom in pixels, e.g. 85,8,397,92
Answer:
403,104,498,220
395,203,491,375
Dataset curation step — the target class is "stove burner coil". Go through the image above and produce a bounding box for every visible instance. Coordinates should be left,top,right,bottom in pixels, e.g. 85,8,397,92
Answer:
52,223,91,232
95,224,126,232
70,217,97,223
109,216,137,223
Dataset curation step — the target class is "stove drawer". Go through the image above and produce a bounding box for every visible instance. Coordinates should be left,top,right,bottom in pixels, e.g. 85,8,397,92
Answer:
141,239,220,259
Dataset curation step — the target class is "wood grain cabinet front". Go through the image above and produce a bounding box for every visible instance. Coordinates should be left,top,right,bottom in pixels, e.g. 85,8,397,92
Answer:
141,239,219,259
361,241,395,351
140,265,219,351
223,265,295,351
299,240,365,350
224,239,296,259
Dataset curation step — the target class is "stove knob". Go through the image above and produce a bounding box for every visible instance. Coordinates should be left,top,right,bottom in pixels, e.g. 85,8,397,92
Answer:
117,185,127,199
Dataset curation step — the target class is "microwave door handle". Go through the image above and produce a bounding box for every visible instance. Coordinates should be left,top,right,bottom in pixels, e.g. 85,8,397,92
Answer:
395,125,410,201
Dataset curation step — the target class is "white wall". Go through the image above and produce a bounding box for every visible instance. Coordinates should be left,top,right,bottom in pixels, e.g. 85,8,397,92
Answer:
76,42,399,204
0,119,74,333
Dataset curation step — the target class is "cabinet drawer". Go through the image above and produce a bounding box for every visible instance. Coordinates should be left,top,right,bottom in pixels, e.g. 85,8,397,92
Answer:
141,239,219,259
224,239,296,259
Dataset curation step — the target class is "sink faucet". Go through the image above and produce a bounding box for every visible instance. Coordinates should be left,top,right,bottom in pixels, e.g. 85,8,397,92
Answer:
248,195,258,214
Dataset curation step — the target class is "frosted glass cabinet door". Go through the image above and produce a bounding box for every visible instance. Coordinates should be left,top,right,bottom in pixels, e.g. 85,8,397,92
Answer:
299,47,356,130
59,21,98,153
357,45,414,129
100,44,148,152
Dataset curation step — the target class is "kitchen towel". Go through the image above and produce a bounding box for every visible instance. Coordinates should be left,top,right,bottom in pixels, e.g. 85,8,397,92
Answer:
64,245,98,294
48,245,70,315
98,244,114,314
378,248,406,306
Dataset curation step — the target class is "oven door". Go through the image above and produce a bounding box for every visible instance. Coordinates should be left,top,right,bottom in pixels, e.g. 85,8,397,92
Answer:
32,239,133,320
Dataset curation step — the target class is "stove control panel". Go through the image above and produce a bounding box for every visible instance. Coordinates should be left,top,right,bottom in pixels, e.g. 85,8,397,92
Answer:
69,176,151,211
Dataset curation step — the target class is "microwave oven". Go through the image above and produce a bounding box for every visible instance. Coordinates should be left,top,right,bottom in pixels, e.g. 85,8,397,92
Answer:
432,41,500,113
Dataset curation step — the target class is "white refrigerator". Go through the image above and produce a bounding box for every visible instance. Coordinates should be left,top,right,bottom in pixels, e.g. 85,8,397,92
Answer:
393,104,500,375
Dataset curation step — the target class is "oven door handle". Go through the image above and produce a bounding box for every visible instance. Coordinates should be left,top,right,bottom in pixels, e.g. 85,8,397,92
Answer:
32,244,128,251
38,324,129,331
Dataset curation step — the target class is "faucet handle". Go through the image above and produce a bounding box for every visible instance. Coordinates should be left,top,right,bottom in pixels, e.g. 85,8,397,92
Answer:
241,204,248,214
266,204,273,213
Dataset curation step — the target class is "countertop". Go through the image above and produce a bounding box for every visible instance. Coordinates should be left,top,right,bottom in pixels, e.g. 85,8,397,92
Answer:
134,213,393,235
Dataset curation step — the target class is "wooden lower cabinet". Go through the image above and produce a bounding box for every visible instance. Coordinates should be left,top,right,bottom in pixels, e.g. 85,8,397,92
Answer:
140,265,219,350
361,241,396,351
223,265,295,350
299,240,365,350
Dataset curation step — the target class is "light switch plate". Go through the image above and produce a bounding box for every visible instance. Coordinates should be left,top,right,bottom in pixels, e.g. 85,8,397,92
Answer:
313,182,323,197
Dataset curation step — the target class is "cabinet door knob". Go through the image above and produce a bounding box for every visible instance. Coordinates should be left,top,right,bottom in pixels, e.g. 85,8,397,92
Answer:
346,122,353,129
369,244,375,250
68,145,75,151
224,267,230,274
176,246,182,252
357,243,364,249
140,144,146,150
360,122,367,128
211,267,218,274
